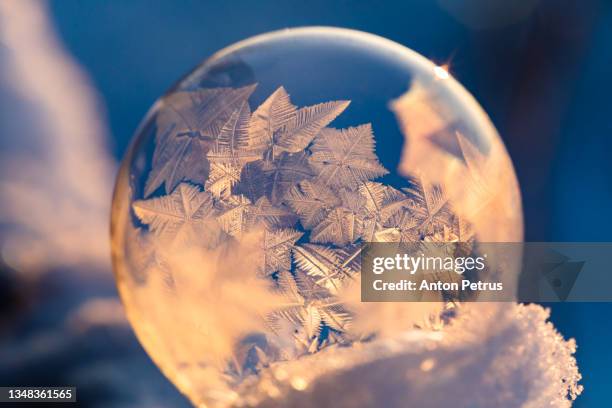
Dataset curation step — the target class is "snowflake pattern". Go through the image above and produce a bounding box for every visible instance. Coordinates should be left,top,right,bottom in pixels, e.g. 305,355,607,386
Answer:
132,84,471,371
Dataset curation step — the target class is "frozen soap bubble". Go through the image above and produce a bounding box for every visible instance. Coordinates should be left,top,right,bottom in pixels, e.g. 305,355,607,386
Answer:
111,28,523,407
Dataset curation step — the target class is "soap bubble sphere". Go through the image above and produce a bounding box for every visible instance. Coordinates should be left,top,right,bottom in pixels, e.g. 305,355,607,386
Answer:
111,28,523,407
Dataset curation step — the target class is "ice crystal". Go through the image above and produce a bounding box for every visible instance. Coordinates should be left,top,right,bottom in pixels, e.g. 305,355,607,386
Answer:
359,182,410,223
311,207,362,246
122,83,577,408
284,180,340,229
357,182,410,241
216,194,252,238
208,99,258,165
259,229,303,276
136,85,468,364
132,183,221,246
145,85,256,196
270,271,351,354
205,162,243,199
309,124,389,190
239,151,314,204
248,86,350,159
385,209,421,242
245,197,296,230
293,244,361,294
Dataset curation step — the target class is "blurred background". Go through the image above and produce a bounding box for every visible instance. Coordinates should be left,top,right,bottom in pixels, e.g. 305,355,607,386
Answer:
1,0,610,406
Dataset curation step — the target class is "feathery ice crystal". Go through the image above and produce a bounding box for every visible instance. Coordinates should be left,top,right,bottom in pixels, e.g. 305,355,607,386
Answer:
111,28,579,407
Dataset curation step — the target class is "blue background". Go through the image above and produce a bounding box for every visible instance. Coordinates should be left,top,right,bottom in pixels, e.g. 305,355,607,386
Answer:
6,0,612,405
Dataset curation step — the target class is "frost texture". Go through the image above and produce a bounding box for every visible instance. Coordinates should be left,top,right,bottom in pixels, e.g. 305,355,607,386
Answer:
123,84,580,407
145,85,257,197
309,124,388,189
239,304,582,408
390,79,522,242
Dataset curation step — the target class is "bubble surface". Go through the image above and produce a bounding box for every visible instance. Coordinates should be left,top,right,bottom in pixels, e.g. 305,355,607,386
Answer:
111,27,523,407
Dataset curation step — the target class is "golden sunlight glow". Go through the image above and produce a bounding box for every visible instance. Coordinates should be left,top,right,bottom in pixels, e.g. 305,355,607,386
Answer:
433,64,450,79
290,377,309,391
